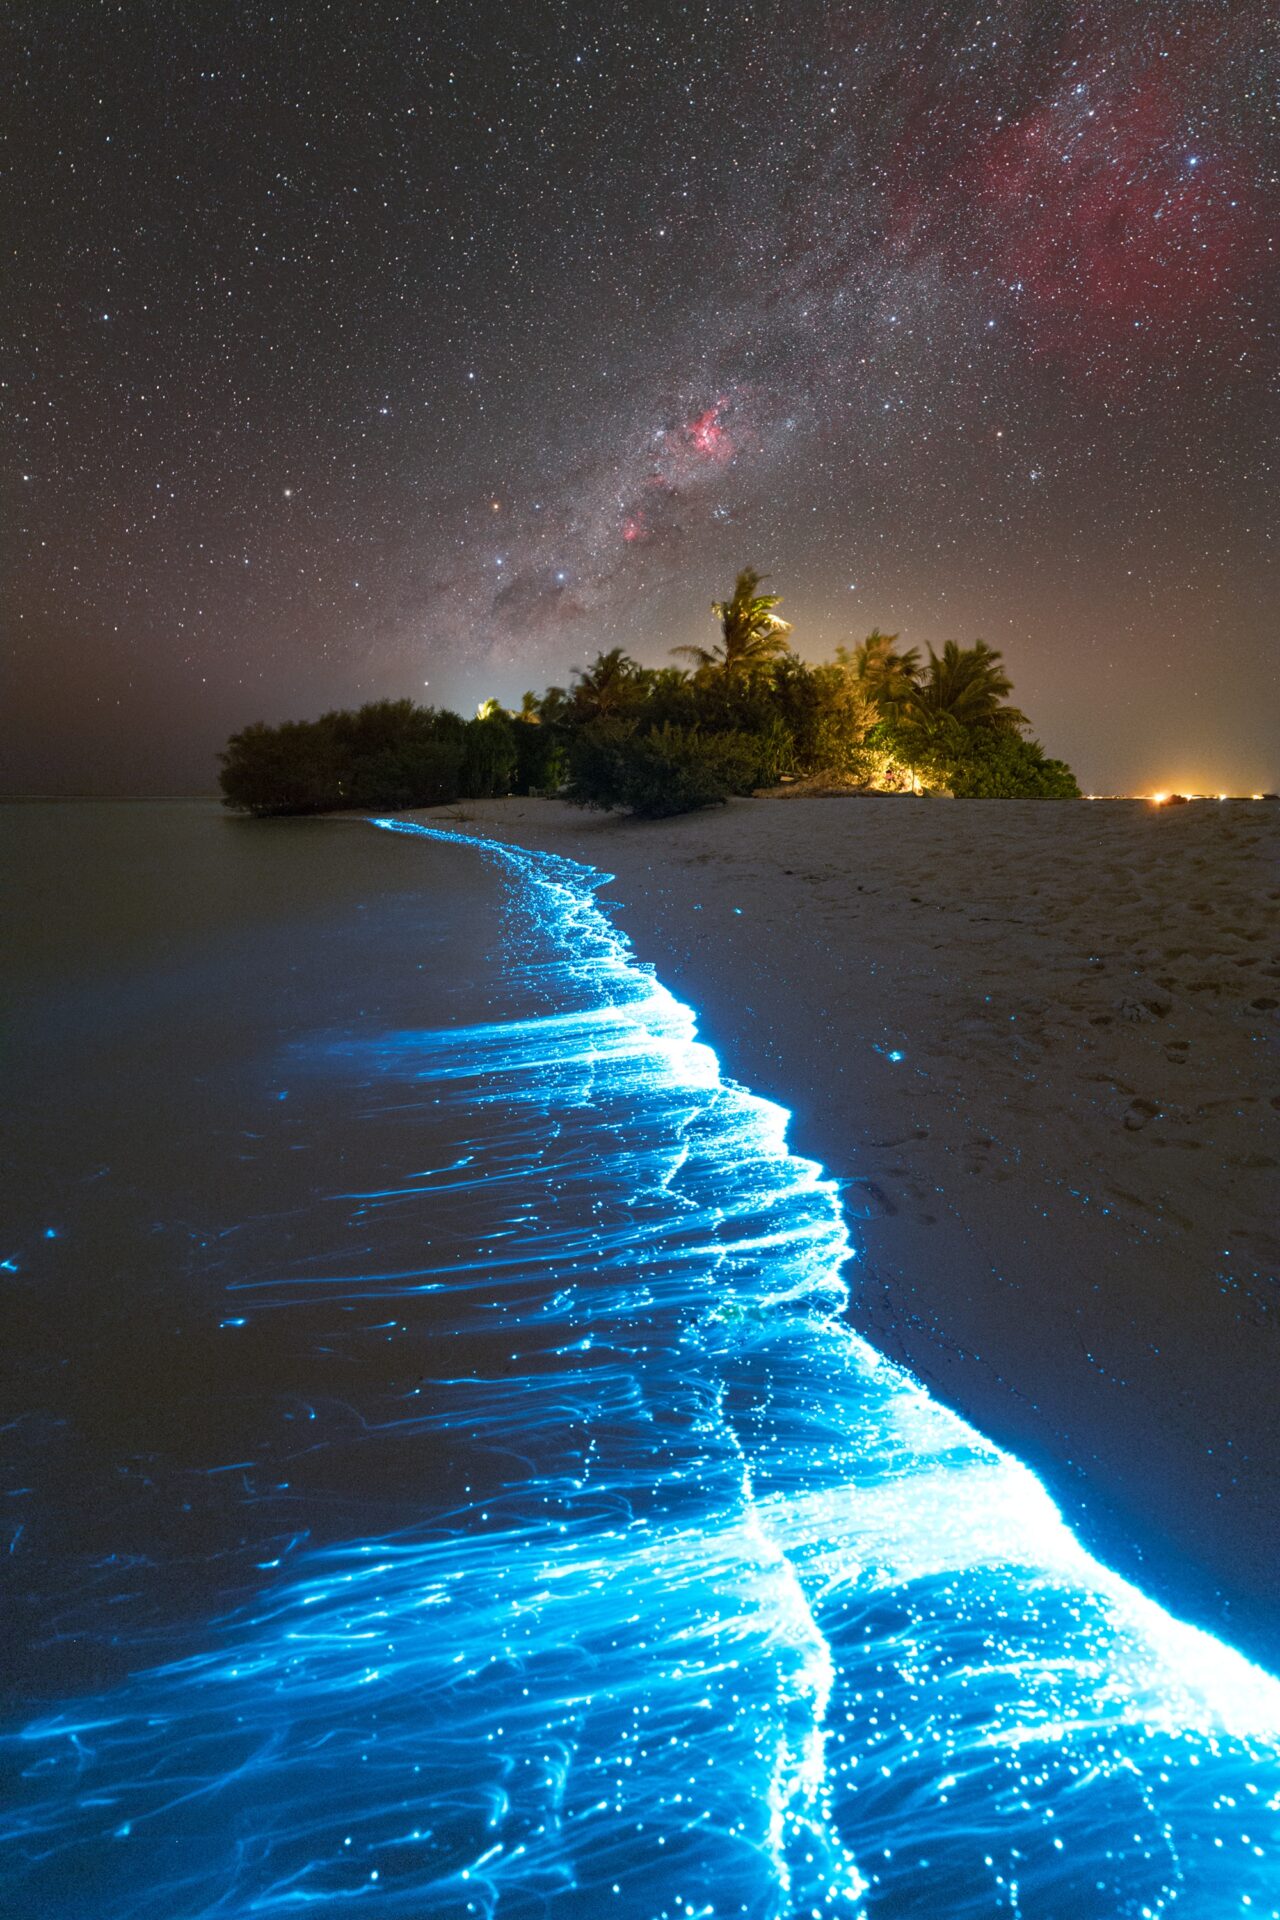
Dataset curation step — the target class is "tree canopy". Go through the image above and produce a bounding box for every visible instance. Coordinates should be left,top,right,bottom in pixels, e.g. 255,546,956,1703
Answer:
673,569,794,680
837,630,921,717
219,570,1077,816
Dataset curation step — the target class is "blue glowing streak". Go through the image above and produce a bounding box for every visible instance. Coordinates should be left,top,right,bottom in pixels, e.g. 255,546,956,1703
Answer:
4,816,1280,1917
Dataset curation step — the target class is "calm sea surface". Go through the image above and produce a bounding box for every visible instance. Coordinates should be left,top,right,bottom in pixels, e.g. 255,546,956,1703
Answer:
2,801,1278,1918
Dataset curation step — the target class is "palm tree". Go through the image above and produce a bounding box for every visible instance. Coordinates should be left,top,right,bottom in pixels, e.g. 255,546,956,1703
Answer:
538,683,572,726
517,690,542,723
673,568,794,679
906,640,1028,733
569,647,646,720
836,630,921,717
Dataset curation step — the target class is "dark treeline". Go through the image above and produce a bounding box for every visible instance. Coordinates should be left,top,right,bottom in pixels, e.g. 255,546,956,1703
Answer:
218,701,553,817
219,570,1079,817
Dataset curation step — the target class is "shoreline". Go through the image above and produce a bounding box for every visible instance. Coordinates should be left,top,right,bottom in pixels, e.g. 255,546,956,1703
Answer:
393,794,1280,1670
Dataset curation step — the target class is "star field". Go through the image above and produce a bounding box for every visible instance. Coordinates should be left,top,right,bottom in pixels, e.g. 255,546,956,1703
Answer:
2,1,1276,793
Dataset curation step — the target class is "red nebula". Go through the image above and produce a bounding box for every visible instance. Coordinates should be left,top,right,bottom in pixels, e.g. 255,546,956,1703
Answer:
621,513,646,543
880,27,1264,370
685,398,732,461
973,66,1260,350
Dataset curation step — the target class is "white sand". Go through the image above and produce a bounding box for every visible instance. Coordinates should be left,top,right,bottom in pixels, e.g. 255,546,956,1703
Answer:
408,794,1280,1662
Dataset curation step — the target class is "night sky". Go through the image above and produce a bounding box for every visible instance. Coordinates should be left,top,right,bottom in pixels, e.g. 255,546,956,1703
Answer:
4,2,1276,796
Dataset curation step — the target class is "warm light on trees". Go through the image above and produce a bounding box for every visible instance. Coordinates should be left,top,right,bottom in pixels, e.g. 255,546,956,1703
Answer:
220,572,1078,816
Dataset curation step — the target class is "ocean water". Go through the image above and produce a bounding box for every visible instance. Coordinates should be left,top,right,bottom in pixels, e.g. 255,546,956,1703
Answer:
2,803,1279,1918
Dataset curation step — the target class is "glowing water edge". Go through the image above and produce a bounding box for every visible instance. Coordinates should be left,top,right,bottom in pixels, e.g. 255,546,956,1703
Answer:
6,820,1280,1919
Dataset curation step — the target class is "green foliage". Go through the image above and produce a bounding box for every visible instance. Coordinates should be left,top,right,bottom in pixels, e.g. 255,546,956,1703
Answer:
512,716,567,794
861,637,1058,793
739,715,797,786
221,701,483,816
568,647,651,720
771,658,876,780
836,630,921,719
565,722,757,817
673,568,794,679
219,567,1079,818
460,712,518,798
906,639,1028,734
943,730,1081,797
345,740,465,809
870,711,1079,798
219,719,346,815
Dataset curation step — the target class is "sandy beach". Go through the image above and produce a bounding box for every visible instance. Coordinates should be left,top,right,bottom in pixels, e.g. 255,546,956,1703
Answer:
404,793,1280,1667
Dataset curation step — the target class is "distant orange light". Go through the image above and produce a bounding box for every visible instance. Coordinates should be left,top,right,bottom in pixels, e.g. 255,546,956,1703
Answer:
1151,792,1167,805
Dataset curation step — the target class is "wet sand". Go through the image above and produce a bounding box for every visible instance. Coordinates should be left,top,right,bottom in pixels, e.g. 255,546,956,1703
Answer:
402,794,1280,1668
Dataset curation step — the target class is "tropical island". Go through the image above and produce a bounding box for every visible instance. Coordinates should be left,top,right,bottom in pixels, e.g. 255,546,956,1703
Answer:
219,570,1079,816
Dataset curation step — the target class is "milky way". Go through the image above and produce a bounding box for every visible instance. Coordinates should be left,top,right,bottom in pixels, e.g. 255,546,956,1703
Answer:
3,2,1276,792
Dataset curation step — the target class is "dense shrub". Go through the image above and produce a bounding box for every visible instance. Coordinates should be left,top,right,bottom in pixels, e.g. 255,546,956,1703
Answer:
220,701,488,815
565,723,758,817
460,713,518,798
219,719,347,815
943,730,1081,797
345,740,466,810
864,717,1080,797
512,717,566,794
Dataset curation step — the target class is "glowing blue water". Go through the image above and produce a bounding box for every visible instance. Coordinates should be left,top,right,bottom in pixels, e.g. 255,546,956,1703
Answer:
5,817,1280,1917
